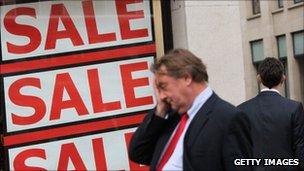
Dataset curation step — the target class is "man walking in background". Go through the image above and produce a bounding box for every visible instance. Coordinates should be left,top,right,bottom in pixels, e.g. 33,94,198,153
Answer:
238,57,304,171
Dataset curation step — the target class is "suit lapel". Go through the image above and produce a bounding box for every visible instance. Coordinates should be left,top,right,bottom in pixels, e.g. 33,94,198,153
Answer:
150,114,180,170
151,93,219,170
184,93,217,147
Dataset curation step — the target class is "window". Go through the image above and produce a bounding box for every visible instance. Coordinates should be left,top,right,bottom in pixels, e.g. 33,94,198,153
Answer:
251,40,264,63
277,35,287,58
0,0,16,5
251,39,264,93
300,58,304,104
279,58,289,98
294,0,304,4
292,31,304,58
278,0,284,8
252,0,261,14
276,35,289,97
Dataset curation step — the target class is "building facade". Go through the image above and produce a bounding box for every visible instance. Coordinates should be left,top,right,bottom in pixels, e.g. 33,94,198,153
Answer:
170,0,304,104
170,0,247,105
239,0,304,103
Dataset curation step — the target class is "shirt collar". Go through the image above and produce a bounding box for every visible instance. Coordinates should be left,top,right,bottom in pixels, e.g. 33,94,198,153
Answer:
261,88,280,94
187,86,213,120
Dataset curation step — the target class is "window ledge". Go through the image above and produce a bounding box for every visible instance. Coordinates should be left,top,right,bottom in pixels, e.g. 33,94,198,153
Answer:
246,13,261,21
288,2,304,10
271,8,284,14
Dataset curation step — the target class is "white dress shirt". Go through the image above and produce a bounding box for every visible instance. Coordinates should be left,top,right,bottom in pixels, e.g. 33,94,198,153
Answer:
261,88,280,94
160,86,213,170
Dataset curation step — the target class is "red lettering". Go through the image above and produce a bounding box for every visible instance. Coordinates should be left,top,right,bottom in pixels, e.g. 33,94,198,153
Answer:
45,3,84,50
120,61,153,108
92,138,107,170
9,78,46,125
57,143,87,170
87,69,121,113
116,0,148,40
4,7,41,54
14,149,47,171
125,132,149,170
50,73,89,120
82,0,116,44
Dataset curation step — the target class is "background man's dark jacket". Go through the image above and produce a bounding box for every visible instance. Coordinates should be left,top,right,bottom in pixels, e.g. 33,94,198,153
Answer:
238,91,304,171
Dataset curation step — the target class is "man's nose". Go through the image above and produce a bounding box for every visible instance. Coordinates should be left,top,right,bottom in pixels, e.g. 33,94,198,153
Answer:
159,90,167,100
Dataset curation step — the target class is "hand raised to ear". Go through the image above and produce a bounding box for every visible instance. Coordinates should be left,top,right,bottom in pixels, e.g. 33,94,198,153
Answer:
153,76,170,118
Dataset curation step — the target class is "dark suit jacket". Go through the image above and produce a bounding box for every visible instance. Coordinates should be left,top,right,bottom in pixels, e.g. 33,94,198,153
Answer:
238,91,304,171
129,93,252,171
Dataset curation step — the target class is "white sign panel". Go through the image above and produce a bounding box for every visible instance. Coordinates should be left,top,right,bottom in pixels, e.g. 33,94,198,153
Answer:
0,0,152,61
8,128,149,170
4,57,155,133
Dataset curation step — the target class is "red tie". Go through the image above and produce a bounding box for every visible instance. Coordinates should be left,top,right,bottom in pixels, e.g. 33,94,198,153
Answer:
157,113,189,171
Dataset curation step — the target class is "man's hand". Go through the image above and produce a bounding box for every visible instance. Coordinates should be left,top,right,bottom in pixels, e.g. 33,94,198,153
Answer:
154,77,170,118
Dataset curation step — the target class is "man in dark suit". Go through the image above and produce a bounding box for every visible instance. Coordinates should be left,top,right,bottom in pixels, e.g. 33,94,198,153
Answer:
129,49,252,171
238,57,304,171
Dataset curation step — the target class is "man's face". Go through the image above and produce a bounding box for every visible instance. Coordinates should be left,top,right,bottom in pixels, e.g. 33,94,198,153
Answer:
155,67,190,114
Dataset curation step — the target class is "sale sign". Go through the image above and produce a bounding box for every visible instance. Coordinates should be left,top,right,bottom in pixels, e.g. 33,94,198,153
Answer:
3,57,155,133
0,0,152,61
8,128,149,170
1,0,159,170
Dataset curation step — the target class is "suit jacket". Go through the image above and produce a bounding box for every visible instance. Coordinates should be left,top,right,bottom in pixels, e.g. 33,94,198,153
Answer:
129,93,252,171
238,91,304,171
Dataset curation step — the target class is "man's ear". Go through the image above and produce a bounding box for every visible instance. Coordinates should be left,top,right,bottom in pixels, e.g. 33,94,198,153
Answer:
184,73,192,86
257,74,262,84
281,75,286,84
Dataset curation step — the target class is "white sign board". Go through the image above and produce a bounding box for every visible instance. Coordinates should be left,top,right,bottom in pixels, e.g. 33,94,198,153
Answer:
1,0,152,61
1,1,157,170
